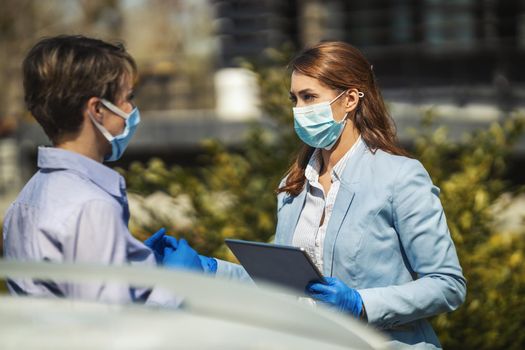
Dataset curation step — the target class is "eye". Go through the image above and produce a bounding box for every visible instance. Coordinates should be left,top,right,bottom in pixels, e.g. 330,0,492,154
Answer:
127,92,135,101
289,95,297,106
303,94,316,103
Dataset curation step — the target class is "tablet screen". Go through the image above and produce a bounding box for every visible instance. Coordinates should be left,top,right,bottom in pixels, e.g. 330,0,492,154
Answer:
225,239,325,294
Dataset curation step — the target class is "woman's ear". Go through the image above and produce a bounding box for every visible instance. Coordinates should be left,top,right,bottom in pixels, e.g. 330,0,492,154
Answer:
344,89,361,113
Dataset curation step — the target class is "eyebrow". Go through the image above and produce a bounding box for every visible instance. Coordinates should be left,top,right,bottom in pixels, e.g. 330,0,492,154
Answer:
289,88,316,95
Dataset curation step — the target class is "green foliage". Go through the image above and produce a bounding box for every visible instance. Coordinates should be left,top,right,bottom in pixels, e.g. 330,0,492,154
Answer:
121,46,299,260
121,47,525,348
121,138,284,260
414,114,525,349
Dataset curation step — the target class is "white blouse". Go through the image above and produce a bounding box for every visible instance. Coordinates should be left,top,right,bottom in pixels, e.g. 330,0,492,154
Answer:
292,137,362,271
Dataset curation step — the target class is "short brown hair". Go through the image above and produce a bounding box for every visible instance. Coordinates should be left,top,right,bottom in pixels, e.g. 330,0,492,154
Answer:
22,35,137,143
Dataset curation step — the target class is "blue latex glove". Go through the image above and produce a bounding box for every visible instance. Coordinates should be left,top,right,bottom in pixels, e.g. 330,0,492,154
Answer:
198,254,218,274
163,237,204,272
306,277,363,318
143,228,166,264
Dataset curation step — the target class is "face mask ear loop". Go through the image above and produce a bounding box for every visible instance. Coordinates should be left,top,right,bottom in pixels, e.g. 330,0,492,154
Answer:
101,99,130,120
88,112,115,142
329,90,348,105
334,89,350,125
339,90,365,123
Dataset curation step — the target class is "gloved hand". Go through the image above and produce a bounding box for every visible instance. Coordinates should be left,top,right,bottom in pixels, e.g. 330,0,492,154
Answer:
163,237,204,272
144,228,166,264
306,277,363,318
198,254,218,274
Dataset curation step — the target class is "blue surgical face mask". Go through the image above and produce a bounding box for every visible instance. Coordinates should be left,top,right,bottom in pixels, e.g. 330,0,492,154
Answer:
293,90,350,150
89,99,141,162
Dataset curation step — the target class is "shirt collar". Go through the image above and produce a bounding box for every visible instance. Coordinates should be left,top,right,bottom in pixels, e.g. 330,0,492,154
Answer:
37,147,123,197
332,136,362,181
305,149,322,183
305,136,363,183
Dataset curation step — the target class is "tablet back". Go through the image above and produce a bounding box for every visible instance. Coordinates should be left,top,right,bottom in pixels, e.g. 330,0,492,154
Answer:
225,239,325,294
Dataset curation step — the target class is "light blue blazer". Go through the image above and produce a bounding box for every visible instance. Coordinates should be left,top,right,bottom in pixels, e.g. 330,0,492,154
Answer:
217,141,466,349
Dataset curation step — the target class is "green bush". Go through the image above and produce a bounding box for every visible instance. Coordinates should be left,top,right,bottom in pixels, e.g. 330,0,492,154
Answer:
414,114,525,349
121,47,299,260
121,49,525,349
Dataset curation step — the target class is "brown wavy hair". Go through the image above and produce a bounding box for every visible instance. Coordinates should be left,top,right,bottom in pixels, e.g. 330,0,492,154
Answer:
278,41,409,196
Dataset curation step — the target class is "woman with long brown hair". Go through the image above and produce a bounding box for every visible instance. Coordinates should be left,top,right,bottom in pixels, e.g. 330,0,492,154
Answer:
166,41,466,348
211,41,466,348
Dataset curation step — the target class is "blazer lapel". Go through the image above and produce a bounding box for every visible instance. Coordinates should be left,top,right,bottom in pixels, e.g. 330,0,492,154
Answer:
322,141,368,276
323,184,355,276
275,188,307,245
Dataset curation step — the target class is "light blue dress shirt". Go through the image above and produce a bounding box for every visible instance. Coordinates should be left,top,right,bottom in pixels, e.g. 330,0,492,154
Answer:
216,141,466,349
3,147,175,305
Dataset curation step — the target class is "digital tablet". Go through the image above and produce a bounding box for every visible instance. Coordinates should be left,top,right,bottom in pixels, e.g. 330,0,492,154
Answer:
225,239,325,294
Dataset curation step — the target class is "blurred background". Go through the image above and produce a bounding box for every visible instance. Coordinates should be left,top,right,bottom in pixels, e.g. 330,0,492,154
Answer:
1,1,525,349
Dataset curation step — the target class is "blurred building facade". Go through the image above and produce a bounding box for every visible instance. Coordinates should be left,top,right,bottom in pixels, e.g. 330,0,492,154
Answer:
210,0,525,183
2,0,525,206
213,0,525,110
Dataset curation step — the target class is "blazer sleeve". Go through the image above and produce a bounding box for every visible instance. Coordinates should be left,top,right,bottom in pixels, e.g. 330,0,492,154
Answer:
358,158,467,329
215,259,253,282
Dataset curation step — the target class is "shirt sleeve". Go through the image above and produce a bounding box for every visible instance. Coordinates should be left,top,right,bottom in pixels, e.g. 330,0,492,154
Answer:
358,159,467,329
69,199,183,306
67,199,135,302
